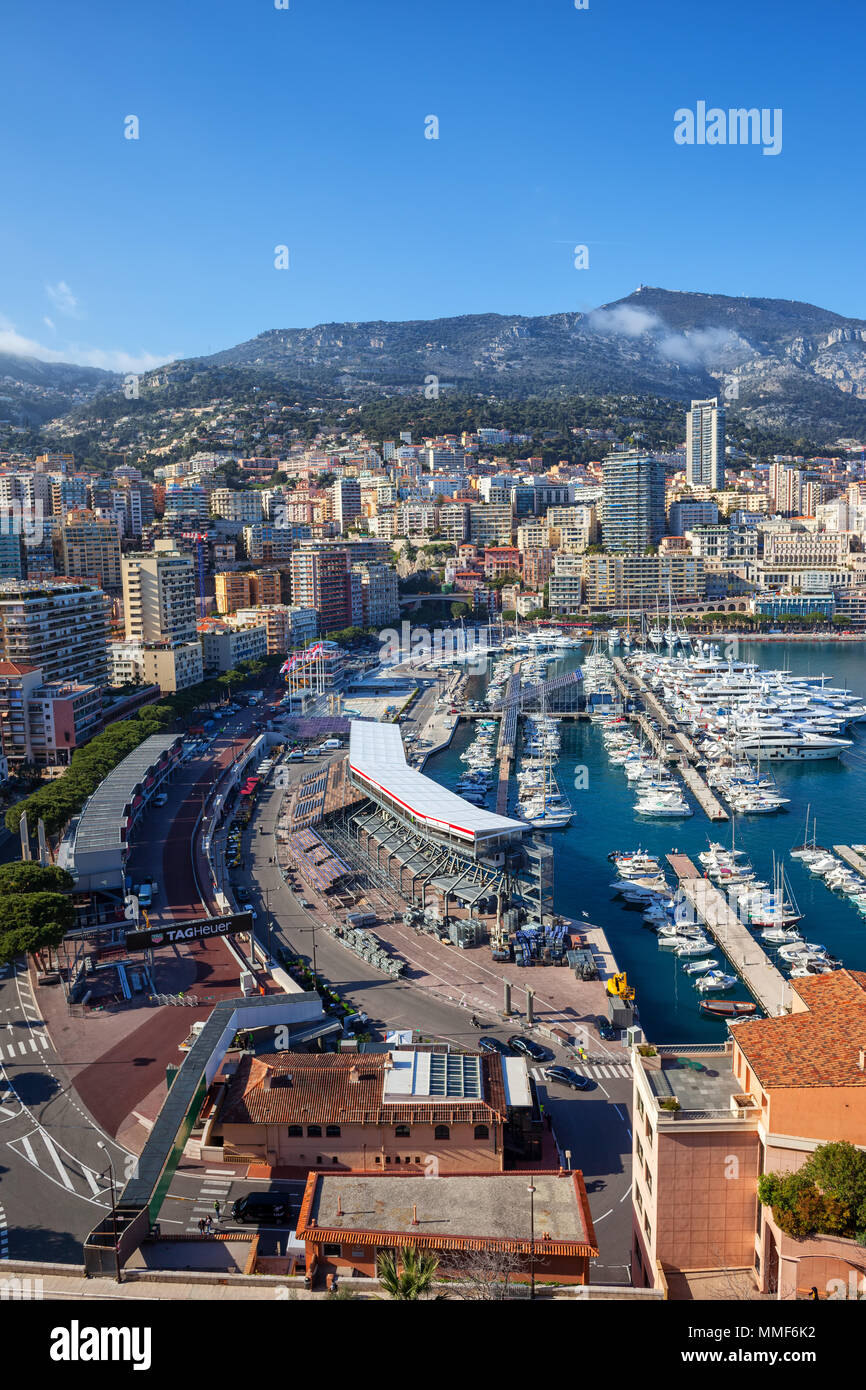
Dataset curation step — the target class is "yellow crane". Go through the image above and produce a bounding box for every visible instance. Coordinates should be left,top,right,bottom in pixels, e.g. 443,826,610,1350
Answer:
606,971,635,1003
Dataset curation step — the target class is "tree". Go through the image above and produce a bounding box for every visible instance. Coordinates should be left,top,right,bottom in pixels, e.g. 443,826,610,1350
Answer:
446,1246,531,1300
0,892,75,966
376,1246,439,1300
0,863,73,895
802,1141,866,1233
450,602,470,620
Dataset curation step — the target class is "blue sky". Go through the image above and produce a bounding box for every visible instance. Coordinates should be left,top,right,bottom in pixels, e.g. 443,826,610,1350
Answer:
1,0,862,370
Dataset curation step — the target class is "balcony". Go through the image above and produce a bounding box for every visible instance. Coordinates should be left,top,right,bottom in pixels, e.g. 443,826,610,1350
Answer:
633,1043,760,1125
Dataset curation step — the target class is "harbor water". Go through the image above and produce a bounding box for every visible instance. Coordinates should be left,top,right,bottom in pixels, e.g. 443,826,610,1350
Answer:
427,640,866,1042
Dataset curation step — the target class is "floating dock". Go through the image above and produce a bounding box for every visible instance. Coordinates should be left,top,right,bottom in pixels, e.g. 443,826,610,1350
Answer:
665,854,791,1017
834,845,866,875
611,658,728,822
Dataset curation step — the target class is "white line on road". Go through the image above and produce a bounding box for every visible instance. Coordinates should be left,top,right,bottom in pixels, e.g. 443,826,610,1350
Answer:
595,1207,614,1223
620,1184,633,1203
20,1135,38,1167
42,1133,74,1191
82,1168,101,1196
613,1104,625,1121
17,1042,25,1055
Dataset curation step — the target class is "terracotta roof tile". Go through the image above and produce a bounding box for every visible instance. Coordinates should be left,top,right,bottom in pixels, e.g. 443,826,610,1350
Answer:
732,969,866,1089
220,1051,510,1127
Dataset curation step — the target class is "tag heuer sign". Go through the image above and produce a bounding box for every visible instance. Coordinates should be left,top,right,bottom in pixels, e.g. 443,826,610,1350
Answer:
126,911,253,950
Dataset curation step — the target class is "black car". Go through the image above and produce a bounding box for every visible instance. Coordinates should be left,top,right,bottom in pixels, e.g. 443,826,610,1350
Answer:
543,1065,593,1091
231,1192,292,1225
478,1036,515,1056
598,1020,619,1042
507,1035,547,1062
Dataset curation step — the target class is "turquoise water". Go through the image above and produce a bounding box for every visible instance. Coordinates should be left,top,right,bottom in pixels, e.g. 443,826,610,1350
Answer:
427,641,866,1043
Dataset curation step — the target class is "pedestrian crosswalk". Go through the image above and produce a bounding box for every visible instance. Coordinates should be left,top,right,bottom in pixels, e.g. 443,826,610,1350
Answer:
531,1059,633,1084
186,1170,234,1232
7,1126,109,1204
2,1030,49,1061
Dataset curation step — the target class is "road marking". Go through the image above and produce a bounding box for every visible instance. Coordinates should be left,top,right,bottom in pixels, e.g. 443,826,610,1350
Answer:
5,1046,14,1060
620,1184,633,1203
82,1167,101,1196
42,1132,74,1191
17,1043,25,1056
20,1135,38,1167
613,1104,625,1121
39,1036,49,1050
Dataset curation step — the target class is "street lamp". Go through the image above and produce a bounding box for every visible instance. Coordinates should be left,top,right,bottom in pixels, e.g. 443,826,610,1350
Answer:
527,1183,536,1301
97,1141,122,1284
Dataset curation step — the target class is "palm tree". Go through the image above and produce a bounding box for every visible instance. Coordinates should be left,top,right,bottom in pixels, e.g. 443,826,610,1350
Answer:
376,1245,439,1300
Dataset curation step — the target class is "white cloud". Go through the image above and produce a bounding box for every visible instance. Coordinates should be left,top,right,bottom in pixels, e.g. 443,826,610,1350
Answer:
43,316,55,331
587,305,662,337
587,302,736,366
45,280,80,317
0,314,174,374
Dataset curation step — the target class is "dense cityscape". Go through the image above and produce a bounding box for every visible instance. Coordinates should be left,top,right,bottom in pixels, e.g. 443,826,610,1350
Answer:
3,0,865,1366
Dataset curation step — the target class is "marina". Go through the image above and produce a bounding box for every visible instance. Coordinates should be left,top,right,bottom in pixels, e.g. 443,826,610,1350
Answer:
427,638,866,1041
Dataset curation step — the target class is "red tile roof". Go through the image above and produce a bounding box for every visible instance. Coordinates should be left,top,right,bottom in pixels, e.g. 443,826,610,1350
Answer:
732,969,866,1089
219,1051,510,1127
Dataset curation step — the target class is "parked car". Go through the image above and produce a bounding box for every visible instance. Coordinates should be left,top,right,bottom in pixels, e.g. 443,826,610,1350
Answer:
508,1035,547,1062
478,1036,515,1056
231,1193,292,1225
543,1065,593,1092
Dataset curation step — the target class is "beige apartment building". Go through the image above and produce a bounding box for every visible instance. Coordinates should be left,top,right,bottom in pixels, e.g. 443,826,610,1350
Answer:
631,970,866,1300
121,539,203,691
582,553,705,610
55,509,123,594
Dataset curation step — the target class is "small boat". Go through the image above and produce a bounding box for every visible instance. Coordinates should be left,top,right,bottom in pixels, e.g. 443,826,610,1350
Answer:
699,999,759,1018
682,957,719,975
695,970,738,993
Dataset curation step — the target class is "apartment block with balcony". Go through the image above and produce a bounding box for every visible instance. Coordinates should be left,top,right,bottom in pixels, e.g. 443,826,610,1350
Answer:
631,970,866,1301
121,540,203,692
55,509,123,594
469,504,514,547
0,579,110,691
199,618,268,674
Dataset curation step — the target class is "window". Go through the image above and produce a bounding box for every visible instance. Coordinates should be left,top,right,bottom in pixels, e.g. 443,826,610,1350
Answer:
645,1119,653,1145
332,1156,338,1164
644,1213,651,1240
395,1125,410,1138
375,1156,381,1164
636,1093,644,1119
385,1155,391,1164
434,1125,450,1141
323,1243,341,1257
635,1186,643,1215
394,1155,401,1164
635,1136,644,1167
474,1125,489,1141
326,1125,341,1138
307,1125,322,1138
288,1125,302,1138
645,1164,652,1196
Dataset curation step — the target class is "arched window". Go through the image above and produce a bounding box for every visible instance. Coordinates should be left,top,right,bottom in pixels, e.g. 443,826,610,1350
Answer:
307,1125,322,1138
434,1125,450,1141
288,1125,302,1138
474,1124,489,1141
395,1124,410,1138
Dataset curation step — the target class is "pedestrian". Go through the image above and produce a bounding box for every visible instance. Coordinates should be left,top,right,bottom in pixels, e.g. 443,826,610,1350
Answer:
206,1215,213,1234
213,1200,221,1220
198,1218,206,1235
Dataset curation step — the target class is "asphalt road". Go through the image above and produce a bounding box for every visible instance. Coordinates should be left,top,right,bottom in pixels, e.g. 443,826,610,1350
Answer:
0,676,633,1278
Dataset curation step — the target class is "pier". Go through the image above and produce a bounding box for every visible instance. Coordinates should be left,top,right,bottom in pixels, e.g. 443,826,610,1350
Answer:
611,658,728,822
678,764,729,821
834,845,866,875
666,855,791,1017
